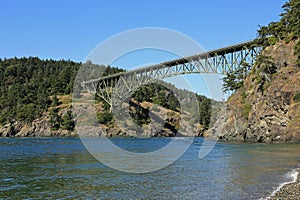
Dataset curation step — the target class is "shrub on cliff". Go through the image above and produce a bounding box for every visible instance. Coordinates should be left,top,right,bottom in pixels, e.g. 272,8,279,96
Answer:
97,111,113,125
48,108,61,131
293,93,300,102
61,111,75,131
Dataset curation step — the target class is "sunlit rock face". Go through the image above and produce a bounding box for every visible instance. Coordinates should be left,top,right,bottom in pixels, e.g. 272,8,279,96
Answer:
211,41,300,143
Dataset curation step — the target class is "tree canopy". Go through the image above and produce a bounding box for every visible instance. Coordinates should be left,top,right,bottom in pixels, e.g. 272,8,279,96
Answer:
257,0,300,64
0,57,123,124
223,0,300,93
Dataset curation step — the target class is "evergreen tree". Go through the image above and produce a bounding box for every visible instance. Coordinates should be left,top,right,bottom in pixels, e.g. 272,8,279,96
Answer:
0,57,124,125
48,108,61,130
257,0,300,64
198,96,212,129
222,63,250,92
61,111,75,131
51,95,60,107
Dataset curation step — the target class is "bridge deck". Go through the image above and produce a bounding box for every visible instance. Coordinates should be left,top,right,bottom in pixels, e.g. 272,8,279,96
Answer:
82,39,257,85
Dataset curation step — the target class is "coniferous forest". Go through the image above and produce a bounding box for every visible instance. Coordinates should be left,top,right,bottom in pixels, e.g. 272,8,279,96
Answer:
0,57,213,132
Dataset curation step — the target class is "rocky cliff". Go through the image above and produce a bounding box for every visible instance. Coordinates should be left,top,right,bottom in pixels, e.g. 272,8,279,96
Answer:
212,40,300,143
0,95,204,138
0,107,76,137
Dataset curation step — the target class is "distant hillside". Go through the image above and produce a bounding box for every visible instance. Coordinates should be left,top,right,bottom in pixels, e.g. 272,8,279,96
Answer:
0,57,214,137
94,82,214,137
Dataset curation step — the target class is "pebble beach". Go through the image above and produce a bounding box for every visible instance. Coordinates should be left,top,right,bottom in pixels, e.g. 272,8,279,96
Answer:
268,170,300,200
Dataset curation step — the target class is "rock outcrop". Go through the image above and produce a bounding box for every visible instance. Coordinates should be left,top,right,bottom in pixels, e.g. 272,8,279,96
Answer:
211,40,300,143
0,111,77,137
0,99,201,138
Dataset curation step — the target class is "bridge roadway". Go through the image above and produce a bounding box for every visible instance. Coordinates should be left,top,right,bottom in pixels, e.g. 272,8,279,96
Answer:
81,39,261,105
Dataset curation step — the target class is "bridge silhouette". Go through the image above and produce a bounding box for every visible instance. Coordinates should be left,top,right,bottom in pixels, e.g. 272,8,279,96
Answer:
81,39,261,106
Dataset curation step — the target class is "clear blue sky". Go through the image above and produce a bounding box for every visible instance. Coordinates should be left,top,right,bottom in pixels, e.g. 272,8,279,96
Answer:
1,0,286,62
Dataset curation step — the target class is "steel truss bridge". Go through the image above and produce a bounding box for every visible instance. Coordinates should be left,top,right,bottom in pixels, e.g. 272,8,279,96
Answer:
81,39,261,106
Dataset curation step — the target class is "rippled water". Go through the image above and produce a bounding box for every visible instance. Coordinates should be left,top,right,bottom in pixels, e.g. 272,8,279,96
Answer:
1,138,300,199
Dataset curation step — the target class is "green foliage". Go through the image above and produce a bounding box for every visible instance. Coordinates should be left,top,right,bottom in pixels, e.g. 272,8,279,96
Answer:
198,95,211,129
168,95,178,111
0,57,214,133
268,36,278,45
133,83,180,112
130,106,151,126
222,70,243,92
0,57,123,125
0,114,6,124
293,93,300,102
101,101,111,111
97,111,113,125
48,108,61,130
222,63,251,92
256,55,277,75
61,110,75,131
295,42,300,65
242,103,252,119
16,103,37,123
51,95,61,107
254,55,277,92
257,0,300,65
128,83,212,130
0,57,79,124
241,90,247,104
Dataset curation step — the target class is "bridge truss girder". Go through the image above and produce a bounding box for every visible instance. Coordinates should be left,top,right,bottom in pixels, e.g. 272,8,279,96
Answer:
81,43,261,106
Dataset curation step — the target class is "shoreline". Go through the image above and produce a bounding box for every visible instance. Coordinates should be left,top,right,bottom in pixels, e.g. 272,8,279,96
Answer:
1,135,300,142
266,168,300,200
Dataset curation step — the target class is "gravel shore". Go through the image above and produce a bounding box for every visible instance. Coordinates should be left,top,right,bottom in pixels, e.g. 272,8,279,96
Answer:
268,170,300,200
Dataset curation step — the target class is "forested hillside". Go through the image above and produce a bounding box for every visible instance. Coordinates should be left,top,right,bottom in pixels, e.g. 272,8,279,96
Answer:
0,57,123,125
0,57,213,137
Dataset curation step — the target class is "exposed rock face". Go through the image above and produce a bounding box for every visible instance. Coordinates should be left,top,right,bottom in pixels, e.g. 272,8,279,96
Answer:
212,41,300,143
97,103,197,138
0,111,77,137
0,101,200,138
0,123,15,137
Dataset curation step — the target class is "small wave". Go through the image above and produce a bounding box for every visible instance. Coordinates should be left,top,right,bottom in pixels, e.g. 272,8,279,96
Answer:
172,137,186,140
262,167,299,200
2,178,14,182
